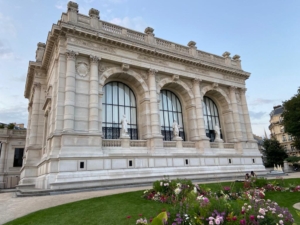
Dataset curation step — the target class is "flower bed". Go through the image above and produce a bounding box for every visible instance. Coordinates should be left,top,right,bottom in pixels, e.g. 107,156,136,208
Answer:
136,177,298,225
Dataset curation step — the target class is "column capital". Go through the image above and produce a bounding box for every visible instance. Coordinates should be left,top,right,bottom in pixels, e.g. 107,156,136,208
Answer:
240,88,247,94
193,78,202,85
148,68,158,76
0,140,7,144
66,50,78,60
33,82,41,90
90,55,100,64
229,86,237,91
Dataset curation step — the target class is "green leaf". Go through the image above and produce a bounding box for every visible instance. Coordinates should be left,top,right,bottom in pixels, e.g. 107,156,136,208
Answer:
151,212,168,225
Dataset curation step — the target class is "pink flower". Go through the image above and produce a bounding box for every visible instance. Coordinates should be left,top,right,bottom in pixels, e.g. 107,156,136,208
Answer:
249,215,255,221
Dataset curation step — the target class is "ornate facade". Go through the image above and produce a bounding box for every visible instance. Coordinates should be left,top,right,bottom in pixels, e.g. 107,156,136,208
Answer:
20,2,265,190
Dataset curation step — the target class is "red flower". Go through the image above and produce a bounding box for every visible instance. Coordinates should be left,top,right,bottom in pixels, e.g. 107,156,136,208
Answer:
249,215,255,221
241,210,245,214
232,216,237,221
150,218,153,222
139,214,142,217
126,216,131,219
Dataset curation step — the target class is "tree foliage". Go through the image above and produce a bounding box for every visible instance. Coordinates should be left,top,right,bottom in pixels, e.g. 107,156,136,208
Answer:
282,87,300,149
7,123,15,129
262,138,288,167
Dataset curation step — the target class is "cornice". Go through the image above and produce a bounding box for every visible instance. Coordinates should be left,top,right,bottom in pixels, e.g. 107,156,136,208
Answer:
29,15,250,93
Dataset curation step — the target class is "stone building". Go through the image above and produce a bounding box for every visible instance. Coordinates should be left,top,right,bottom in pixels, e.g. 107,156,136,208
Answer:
20,2,265,190
269,105,299,156
0,125,26,189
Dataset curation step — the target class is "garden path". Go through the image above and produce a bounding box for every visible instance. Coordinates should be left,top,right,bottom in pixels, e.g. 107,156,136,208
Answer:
0,172,300,225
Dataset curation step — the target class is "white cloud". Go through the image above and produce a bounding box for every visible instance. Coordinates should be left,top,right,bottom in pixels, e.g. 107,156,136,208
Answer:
0,39,21,60
0,105,28,127
109,16,147,32
0,13,17,37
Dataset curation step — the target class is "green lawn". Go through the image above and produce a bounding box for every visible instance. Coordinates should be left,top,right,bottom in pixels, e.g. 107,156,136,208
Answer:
5,178,300,225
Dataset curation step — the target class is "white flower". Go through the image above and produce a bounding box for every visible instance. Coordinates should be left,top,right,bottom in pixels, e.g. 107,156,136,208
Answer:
175,187,181,195
193,187,197,193
279,220,284,224
244,203,248,206
248,205,252,209
259,208,266,215
160,182,163,186
177,183,181,187
278,214,283,218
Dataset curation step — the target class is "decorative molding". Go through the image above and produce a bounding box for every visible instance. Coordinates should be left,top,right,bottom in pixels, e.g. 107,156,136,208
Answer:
222,51,231,58
187,41,196,48
232,55,240,61
144,27,154,34
66,50,78,60
90,55,100,63
185,66,209,75
89,8,100,19
223,74,244,84
67,1,78,13
76,62,89,77
138,54,168,66
69,37,116,54
212,83,218,89
148,68,158,76
122,63,130,71
172,74,179,81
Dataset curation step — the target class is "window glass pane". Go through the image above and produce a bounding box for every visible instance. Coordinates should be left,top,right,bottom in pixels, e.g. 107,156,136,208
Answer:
159,94,163,110
106,83,112,104
178,113,183,128
207,116,212,130
164,111,169,127
204,116,208,130
113,82,118,104
213,104,218,117
169,111,173,127
130,91,136,107
167,92,173,111
118,83,124,105
131,108,136,124
160,111,164,127
119,106,124,118
106,105,112,123
202,101,207,115
102,105,106,125
124,86,130,106
163,92,167,110
112,106,118,124
172,94,177,111
125,107,131,126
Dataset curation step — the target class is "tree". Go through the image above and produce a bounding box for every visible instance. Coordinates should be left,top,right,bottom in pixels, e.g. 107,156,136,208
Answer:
6,123,15,129
282,87,300,149
262,138,288,167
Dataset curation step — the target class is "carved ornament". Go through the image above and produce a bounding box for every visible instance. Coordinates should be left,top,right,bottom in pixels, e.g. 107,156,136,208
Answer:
138,54,168,66
185,66,209,75
89,8,100,19
122,63,130,71
222,51,231,58
187,41,196,48
212,83,218,89
172,74,179,81
148,68,158,76
223,74,244,83
76,62,89,77
67,1,78,13
144,27,154,34
232,55,240,61
90,55,100,63
66,50,78,60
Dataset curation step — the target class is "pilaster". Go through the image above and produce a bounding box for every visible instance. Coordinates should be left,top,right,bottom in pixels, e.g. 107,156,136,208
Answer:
89,55,100,133
63,50,78,132
240,88,255,142
229,86,243,142
148,69,163,149
29,83,42,146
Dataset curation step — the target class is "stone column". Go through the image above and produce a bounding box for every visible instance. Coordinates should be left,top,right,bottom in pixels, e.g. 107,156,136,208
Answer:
42,111,48,154
148,69,163,149
193,79,208,139
89,55,100,133
98,91,103,134
26,104,32,146
63,51,77,131
229,86,243,141
0,141,7,173
29,83,41,145
0,141,7,188
240,88,255,141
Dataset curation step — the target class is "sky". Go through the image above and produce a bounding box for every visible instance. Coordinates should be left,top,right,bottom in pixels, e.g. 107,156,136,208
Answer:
0,0,299,137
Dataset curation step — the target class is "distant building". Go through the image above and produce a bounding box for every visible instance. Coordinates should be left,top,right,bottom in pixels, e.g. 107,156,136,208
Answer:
0,124,26,189
253,134,265,161
269,105,299,156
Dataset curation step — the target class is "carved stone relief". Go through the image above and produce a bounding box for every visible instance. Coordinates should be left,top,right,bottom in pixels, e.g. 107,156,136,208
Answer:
69,37,116,54
137,54,168,66
76,62,89,77
185,66,209,75
223,74,244,84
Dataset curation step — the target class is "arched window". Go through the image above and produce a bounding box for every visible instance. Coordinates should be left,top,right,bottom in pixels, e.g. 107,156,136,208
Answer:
202,96,222,142
159,90,185,141
102,82,137,139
